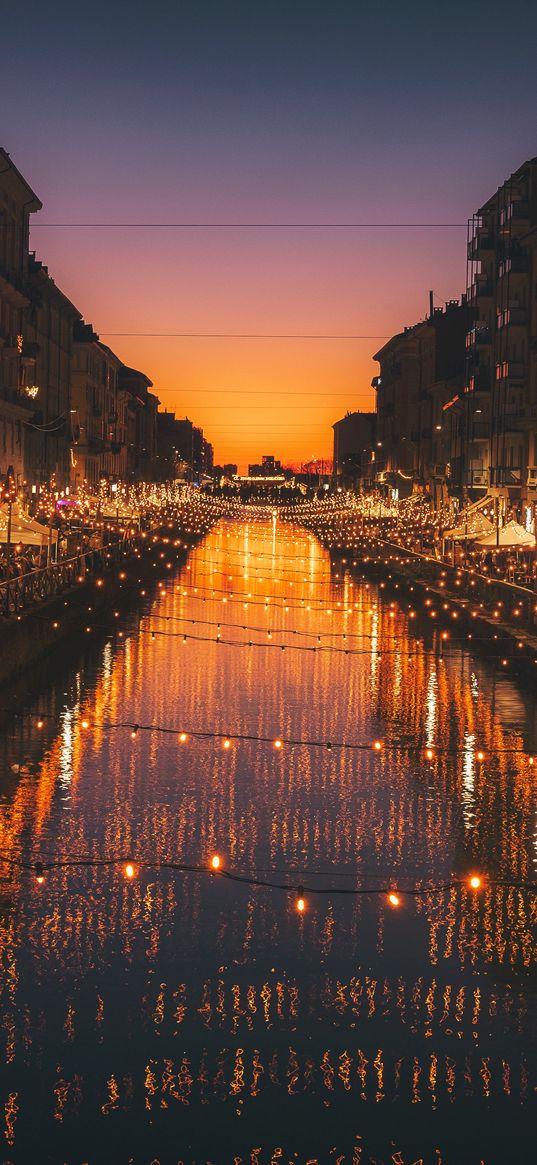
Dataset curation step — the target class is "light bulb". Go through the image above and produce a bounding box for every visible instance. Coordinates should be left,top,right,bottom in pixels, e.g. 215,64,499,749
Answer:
388,892,400,907
125,863,135,879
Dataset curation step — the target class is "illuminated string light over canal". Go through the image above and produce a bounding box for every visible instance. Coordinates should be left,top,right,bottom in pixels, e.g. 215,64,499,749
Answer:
1,514,537,1164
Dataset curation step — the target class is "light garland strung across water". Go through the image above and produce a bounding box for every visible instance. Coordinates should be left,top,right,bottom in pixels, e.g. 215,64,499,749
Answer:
0,849,527,916
3,707,534,763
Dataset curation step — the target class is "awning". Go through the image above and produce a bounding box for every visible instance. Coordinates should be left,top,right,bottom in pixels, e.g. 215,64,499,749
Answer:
476,520,536,548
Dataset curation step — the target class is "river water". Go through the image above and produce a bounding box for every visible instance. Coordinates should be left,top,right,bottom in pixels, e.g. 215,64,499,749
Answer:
1,516,537,1165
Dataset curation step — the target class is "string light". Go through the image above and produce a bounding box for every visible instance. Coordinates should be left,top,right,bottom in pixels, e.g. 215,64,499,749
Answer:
1,851,528,907
2,709,530,762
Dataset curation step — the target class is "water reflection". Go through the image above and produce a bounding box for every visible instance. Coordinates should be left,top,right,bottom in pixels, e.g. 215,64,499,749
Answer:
0,517,536,1164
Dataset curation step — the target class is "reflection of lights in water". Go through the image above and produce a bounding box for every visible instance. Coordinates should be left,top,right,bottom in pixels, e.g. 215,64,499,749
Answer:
369,602,379,682
470,672,479,702
462,733,476,829
425,670,438,746
101,640,112,682
58,710,75,788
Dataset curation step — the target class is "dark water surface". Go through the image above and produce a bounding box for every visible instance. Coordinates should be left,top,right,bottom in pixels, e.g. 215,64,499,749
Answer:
1,517,536,1165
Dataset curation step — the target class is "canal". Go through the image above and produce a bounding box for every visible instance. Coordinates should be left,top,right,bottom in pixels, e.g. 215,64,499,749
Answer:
1,516,536,1164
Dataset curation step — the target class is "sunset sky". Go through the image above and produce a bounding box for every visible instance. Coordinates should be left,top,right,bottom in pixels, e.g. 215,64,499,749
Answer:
3,0,537,470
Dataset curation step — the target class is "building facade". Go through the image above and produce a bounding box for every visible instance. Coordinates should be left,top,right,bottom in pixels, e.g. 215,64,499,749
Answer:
372,300,467,501
71,323,126,488
446,159,537,523
24,256,81,488
332,411,375,487
0,149,42,486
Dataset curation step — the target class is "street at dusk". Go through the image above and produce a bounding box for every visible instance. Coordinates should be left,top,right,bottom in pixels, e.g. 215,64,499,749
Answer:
1,3,537,1164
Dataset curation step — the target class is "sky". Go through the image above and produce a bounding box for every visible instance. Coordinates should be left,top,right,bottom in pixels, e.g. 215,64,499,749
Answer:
2,0,537,470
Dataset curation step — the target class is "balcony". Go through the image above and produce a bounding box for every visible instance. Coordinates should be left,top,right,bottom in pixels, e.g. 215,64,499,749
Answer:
498,253,529,278
495,361,525,382
465,468,489,487
500,201,529,227
0,260,28,306
468,228,494,261
469,274,493,300
467,367,491,392
503,412,527,433
496,306,527,329
466,324,491,348
492,466,523,486
527,468,537,486
471,421,490,439
20,340,39,365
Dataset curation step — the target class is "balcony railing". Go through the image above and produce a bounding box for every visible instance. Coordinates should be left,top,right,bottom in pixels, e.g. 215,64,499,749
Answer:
467,367,491,392
491,466,523,485
468,228,494,260
501,201,529,226
469,274,493,299
498,254,529,278
466,324,491,348
495,361,525,381
471,422,490,439
496,307,527,329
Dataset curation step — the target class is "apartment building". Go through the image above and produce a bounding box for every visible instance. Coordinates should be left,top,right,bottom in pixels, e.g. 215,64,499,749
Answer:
447,158,537,523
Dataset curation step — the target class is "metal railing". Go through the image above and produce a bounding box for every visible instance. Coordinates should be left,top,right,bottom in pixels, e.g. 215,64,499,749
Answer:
0,536,137,619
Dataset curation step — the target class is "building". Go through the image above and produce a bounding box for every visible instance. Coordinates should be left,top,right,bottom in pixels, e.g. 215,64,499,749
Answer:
373,298,467,501
0,149,42,486
332,411,375,487
71,322,127,488
446,159,537,522
24,255,81,488
248,455,283,477
117,365,159,481
155,412,211,480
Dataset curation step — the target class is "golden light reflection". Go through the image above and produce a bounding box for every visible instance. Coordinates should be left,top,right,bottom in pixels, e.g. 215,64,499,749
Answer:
0,515,536,1157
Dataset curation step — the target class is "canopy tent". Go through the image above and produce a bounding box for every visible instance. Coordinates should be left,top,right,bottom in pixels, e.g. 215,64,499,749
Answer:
476,520,536,548
0,503,58,547
444,512,495,540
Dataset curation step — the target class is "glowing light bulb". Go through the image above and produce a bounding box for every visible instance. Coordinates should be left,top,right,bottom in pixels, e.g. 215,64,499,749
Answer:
131,726,139,739
476,751,485,762
211,854,221,870
37,719,44,729
34,861,44,885
125,863,135,879
274,739,282,750
425,748,434,761
373,741,382,751
388,892,400,907
469,875,481,890
179,732,187,743
81,719,89,730
223,737,231,750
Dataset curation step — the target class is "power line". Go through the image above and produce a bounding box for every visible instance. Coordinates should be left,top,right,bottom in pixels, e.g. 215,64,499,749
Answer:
31,221,467,229
99,332,389,340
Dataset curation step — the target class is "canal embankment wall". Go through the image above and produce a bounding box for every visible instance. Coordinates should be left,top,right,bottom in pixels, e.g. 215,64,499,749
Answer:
0,525,207,691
